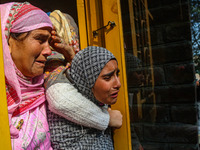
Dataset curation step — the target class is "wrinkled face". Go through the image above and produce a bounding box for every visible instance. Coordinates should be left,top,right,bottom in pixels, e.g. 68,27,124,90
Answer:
92,59,121,105
9,27,52,77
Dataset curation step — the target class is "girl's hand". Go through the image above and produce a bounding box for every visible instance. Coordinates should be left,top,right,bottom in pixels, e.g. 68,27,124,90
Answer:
108,108,123,129
50,26,75,63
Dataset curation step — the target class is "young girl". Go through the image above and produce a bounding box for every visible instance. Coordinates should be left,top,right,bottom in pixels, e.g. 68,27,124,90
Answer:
46,46,122,149
44,10,122,133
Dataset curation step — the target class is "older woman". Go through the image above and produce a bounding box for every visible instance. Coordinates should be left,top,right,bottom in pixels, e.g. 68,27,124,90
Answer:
46,46,122,149
1,2,54,149
0,2,75,149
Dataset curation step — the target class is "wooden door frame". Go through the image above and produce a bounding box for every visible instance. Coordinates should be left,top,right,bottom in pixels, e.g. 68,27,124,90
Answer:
0,16,12,150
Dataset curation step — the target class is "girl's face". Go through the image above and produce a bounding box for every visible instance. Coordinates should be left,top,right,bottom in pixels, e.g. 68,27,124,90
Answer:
9,27,52,77
92,59,121,105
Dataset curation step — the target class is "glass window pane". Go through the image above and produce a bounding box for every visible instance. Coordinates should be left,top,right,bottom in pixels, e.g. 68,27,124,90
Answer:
121,0,198,149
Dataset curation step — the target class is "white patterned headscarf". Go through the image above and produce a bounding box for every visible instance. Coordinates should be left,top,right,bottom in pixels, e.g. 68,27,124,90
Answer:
70,46,116,105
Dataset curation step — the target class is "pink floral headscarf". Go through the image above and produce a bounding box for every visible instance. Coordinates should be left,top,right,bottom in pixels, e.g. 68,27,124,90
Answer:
0,2,52,138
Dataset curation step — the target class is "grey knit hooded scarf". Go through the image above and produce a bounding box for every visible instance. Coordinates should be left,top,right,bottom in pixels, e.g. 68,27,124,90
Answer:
70,46,117,105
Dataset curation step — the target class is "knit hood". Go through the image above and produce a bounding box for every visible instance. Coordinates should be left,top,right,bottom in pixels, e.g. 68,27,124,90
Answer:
70,46,116,105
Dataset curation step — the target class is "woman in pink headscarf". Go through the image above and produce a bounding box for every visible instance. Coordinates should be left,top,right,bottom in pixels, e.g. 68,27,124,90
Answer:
0,2,74,149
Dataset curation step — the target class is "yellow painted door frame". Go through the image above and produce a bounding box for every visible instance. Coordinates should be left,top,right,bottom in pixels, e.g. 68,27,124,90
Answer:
77,0,132,149
76,0,88,49
101,0,132,149
0,17,12,150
